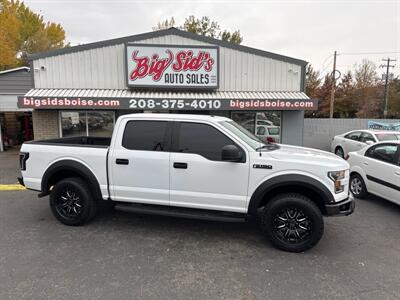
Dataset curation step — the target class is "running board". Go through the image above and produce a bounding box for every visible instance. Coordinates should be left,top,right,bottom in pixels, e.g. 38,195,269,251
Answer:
115,203,246,223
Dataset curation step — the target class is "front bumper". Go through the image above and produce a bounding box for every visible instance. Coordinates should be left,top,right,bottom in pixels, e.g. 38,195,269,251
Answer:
324,195,355,216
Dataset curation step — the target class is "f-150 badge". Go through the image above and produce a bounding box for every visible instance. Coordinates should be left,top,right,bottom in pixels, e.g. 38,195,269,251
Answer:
253,164,272,169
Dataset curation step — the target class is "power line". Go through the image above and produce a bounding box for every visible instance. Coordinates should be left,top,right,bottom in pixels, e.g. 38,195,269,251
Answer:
339,51,400,56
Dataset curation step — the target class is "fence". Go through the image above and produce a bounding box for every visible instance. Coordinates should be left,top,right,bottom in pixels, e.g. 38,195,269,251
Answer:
303,118,400,151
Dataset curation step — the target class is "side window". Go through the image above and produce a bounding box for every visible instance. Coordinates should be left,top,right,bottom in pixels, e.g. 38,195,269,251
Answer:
177,122,240,161
345,131,361,141
360,132,375,143
365,144,398,164
256,126,266,135
122,121,168,151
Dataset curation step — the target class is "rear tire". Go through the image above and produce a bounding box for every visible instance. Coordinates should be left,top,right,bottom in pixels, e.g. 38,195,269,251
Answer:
350,174,368,199
260,193,324,252
50,177,98,226
335,146,345,158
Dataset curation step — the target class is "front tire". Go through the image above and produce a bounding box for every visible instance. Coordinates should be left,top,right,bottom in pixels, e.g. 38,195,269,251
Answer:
261,193,324,252
50,177,98,226
350,174,368,199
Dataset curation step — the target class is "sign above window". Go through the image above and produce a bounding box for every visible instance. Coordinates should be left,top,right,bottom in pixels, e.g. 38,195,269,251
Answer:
125,44,219,89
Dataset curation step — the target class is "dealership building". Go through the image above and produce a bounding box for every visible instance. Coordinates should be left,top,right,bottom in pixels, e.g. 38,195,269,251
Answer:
19,28,315,145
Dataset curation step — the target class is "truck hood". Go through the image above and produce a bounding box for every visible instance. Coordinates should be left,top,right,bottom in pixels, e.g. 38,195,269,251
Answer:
266,144,349,169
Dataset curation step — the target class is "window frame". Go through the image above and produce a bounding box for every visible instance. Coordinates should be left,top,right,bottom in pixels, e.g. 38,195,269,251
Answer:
171,121,246,163
364,143,400,165
121,120,172,152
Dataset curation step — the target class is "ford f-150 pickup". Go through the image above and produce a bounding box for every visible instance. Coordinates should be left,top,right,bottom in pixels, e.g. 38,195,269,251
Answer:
19,113,354,252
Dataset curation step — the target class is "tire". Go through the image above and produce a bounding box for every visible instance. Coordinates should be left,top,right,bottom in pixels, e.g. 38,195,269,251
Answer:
260,193,324,253
335,146,345,158
49,177,98,226
350,174,368,199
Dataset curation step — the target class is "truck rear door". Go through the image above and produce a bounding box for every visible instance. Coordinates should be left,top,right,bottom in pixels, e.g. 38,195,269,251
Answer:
108,119,171,205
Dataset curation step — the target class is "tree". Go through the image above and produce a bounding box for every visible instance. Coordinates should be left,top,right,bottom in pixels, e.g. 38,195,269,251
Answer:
305,64,321,98
153,15,243,44
353,60,380,118
334,71,358,118
0,0,68,70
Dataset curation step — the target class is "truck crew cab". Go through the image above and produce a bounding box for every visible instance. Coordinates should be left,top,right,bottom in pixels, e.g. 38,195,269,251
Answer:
19,114,354,252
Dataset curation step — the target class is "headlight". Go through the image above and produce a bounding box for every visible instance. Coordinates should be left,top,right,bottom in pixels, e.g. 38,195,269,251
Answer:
328,170,346,194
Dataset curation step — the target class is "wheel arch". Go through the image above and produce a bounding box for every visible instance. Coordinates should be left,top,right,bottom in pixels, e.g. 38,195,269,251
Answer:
40,159,103,201
248,174,334,215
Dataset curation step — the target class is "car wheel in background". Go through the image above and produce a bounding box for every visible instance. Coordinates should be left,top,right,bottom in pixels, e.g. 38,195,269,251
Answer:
50,177,98,226
261,193,324,253
350,174,368,199
335,146,345,158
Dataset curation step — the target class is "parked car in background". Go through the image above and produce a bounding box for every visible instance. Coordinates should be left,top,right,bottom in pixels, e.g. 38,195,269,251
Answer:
331,130,400,158
256,125,281,143
347,141,400,206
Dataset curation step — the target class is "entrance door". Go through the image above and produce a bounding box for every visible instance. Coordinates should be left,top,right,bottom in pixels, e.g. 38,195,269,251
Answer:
169,121,250,213
109,120,171,205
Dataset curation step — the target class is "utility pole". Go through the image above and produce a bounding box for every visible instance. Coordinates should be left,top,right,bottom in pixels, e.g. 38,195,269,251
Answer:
380,58,396,118
329,51,337,119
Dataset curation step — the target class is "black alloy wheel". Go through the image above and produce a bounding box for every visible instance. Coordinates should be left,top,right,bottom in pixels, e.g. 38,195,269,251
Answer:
50,177,97,226
261,193,324,252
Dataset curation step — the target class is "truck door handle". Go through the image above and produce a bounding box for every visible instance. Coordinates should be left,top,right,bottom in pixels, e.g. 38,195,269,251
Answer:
395,171,400,176
173,162,187,169
116,158,129,165
363,162,368,165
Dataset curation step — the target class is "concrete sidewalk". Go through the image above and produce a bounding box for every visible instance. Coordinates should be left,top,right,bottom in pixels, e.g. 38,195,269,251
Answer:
0,147,21,184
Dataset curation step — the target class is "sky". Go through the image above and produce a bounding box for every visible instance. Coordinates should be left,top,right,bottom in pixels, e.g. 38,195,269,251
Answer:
24,0,400,78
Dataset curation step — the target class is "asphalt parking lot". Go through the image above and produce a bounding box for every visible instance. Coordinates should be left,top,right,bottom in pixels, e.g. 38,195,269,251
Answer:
0,149,400,300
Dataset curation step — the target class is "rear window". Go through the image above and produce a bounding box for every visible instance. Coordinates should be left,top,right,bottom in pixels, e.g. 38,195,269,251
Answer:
375,133,400,141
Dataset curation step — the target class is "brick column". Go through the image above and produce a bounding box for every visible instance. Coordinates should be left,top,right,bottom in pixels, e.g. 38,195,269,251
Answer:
32,110,60,140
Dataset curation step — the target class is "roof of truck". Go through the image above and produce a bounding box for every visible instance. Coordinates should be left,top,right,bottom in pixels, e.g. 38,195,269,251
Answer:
121,113,230,122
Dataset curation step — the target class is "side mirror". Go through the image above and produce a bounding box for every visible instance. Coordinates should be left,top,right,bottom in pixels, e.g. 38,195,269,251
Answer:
365,140,374,145
221,145,242,162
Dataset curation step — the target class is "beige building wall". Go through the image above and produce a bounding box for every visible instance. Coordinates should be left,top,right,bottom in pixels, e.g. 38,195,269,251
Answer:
32,110,59,140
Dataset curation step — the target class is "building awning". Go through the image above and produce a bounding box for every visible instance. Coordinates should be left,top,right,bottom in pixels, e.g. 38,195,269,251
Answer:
18,89,316,111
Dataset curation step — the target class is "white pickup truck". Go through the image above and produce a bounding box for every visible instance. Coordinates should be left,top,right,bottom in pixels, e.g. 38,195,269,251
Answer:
19,113,354,252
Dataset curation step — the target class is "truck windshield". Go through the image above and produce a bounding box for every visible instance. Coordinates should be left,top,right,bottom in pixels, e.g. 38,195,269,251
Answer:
219,120,266,150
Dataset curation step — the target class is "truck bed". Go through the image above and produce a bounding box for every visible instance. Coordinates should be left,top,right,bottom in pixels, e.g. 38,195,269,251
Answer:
26,136,111,148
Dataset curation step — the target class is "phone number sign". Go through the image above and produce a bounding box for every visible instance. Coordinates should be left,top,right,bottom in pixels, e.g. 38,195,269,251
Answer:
125,44,219,89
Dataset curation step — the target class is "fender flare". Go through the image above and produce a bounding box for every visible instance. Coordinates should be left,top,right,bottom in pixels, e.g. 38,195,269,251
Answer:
40,159,103,200
248,174,334,215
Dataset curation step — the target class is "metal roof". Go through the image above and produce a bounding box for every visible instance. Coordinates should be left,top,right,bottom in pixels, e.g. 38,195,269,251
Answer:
27,28,307,67
25,89,310,100
0,66,30,75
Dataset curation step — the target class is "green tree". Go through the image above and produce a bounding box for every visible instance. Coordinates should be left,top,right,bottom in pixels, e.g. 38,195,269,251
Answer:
153,15,243,44
0,0,68,70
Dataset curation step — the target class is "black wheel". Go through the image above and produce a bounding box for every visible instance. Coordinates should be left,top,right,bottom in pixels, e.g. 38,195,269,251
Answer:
350,174,368,199
335,146,344,158
261,193,324,252
50,177,98,226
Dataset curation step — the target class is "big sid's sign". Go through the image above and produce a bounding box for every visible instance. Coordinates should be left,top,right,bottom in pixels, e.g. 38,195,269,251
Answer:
125,43,219,89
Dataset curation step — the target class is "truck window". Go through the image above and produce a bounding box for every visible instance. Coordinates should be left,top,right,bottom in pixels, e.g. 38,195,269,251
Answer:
122,121,168,151
177,122,239,161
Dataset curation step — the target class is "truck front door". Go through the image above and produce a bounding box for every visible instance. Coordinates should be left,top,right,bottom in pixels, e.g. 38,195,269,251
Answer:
169,121,249,213
109,120,171,205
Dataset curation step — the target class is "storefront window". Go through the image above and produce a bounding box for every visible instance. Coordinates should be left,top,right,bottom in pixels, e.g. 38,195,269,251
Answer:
231,111,281,143
60,111,115,137
87,112,114,137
